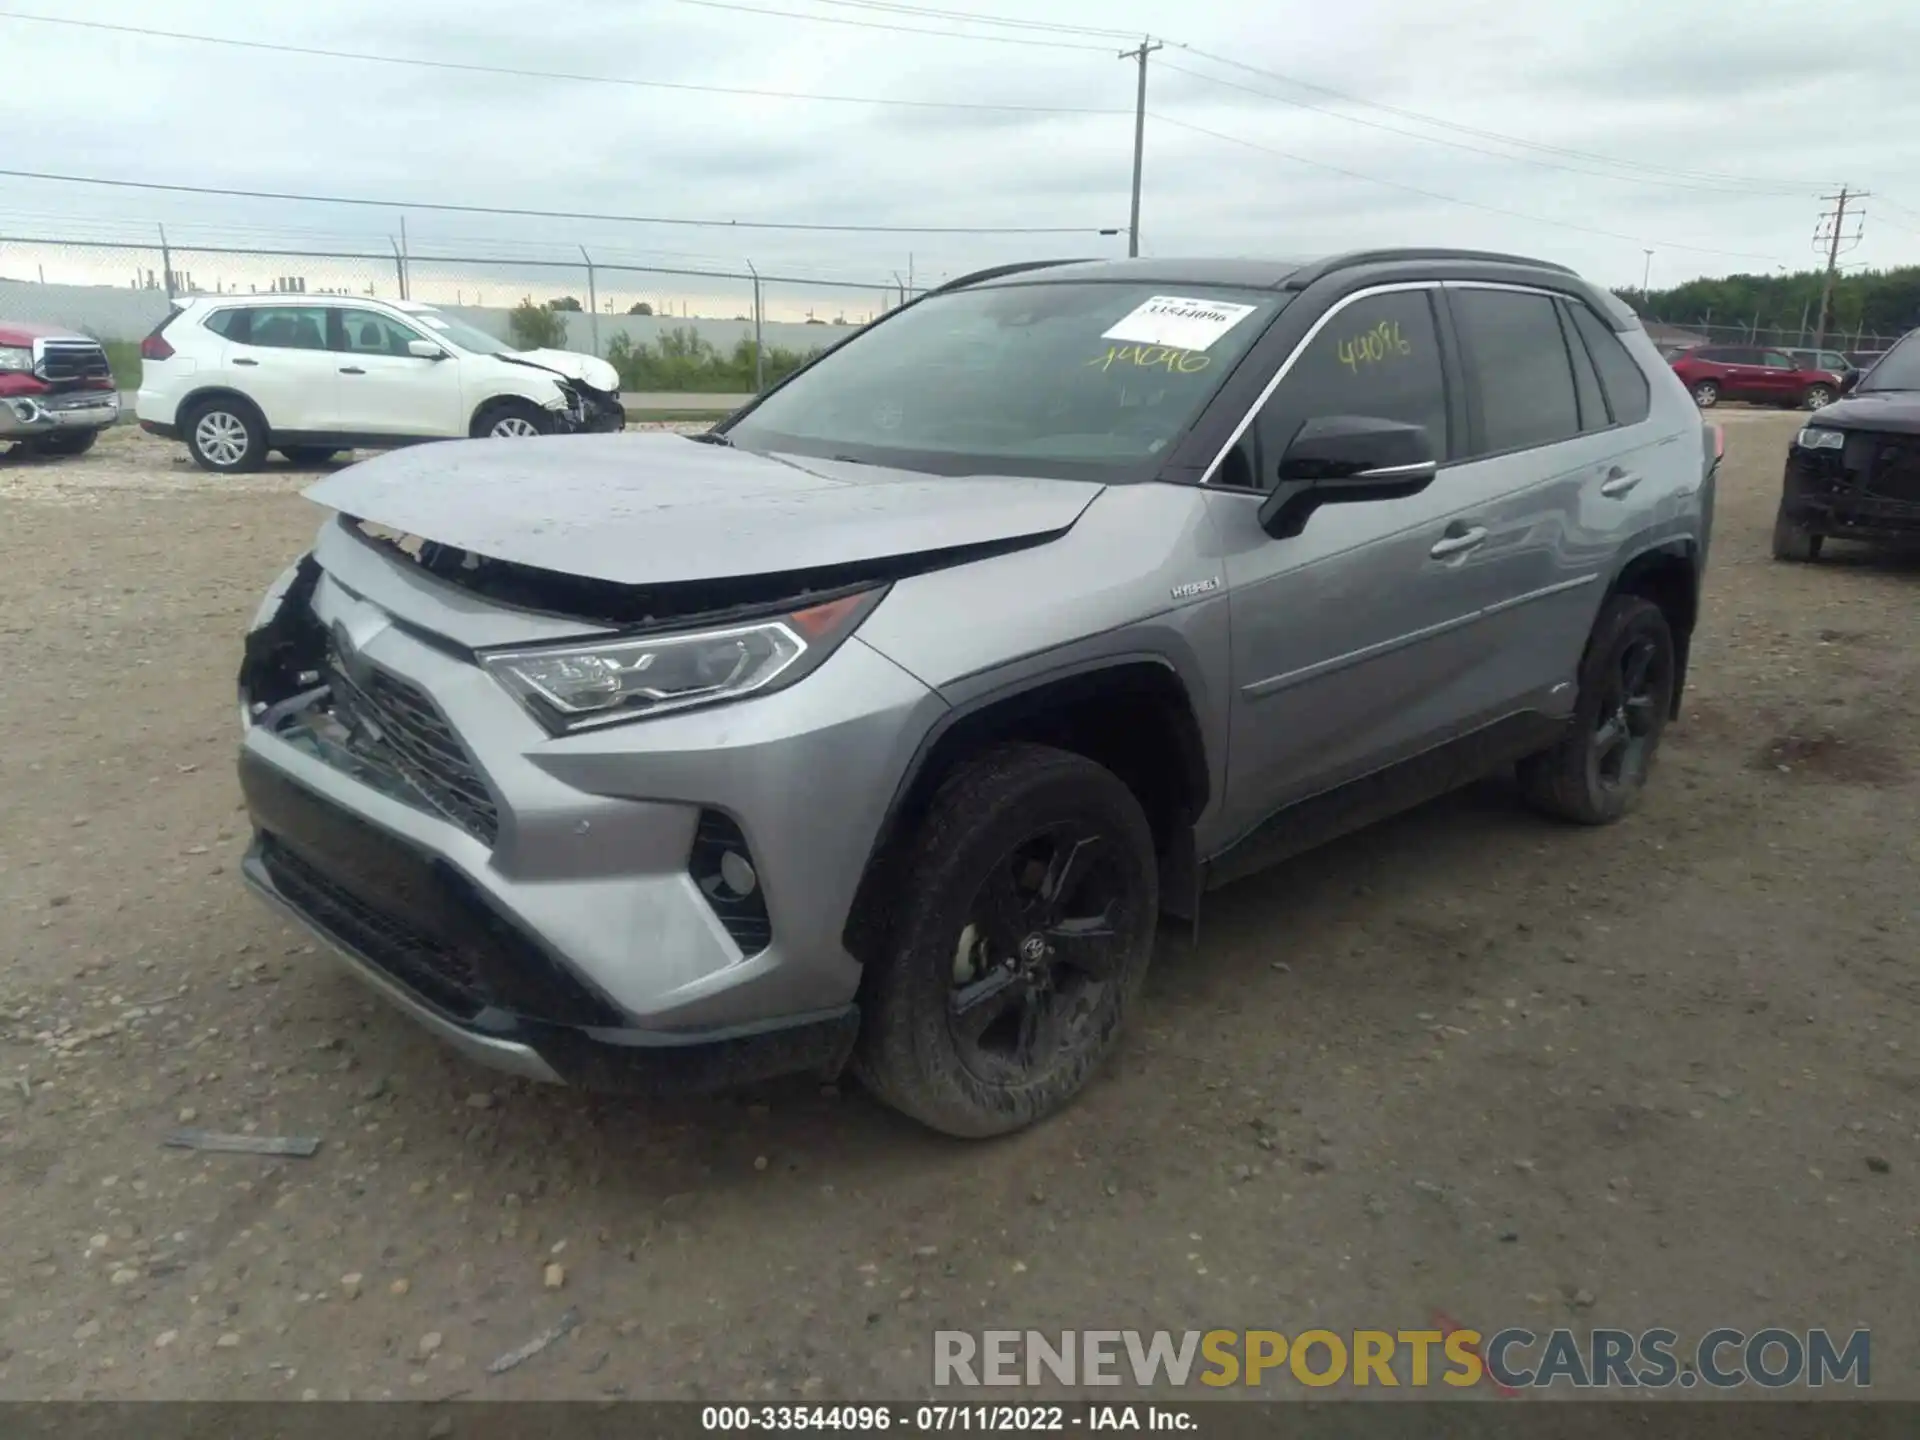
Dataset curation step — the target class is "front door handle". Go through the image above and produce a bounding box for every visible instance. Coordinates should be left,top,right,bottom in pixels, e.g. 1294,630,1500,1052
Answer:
339,366,366,375
232,358,258,367
1600,468,1642,498
1429,524,1489,560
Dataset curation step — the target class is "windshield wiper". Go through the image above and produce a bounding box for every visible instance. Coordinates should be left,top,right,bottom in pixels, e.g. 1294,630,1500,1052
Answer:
687,430,732,446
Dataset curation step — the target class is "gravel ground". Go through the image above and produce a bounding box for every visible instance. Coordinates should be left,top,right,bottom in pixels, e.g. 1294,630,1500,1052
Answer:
0,415,1914,1402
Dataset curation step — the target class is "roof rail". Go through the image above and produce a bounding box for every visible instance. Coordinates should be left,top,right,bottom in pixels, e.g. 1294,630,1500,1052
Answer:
930,258,1096,295
1282,248,1579,290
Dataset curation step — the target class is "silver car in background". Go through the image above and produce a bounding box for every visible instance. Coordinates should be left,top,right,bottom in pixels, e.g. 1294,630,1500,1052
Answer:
237,249,1718,1137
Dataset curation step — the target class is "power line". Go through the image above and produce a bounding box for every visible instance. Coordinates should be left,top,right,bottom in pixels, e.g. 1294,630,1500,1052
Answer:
1150,113,1796,263
0,169,1122,236
0,10,1124,114
796,0,1144,39
669,0,1111,48
1155,59,1813,199
1169,43,1831,193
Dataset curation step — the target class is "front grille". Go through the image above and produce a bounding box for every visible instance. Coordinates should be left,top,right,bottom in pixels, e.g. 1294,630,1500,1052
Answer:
326,651,501,846
259,836,486,1019
1864,434,1920,504
36,340,112,384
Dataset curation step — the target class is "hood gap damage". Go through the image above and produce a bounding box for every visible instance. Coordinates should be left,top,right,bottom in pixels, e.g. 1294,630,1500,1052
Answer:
346,516,1060,632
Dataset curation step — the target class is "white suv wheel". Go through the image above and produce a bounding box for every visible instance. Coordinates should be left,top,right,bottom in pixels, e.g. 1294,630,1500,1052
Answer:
194,410,251,467
491,415,540,438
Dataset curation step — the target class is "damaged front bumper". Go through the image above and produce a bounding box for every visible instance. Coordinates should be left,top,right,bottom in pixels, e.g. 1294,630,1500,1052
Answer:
1783,434,1920,541
1,386,119,437
233,533,940,1094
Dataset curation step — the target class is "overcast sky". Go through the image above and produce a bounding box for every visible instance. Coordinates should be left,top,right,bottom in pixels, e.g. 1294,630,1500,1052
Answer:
4,0,1917,319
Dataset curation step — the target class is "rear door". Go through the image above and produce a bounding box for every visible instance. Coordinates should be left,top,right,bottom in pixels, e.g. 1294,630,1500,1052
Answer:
1758,349,1802,404
329,308,466,439
217,304,338,432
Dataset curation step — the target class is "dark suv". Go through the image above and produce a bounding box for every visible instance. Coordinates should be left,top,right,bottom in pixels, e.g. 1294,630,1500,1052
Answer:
1670,346,1845,410
1774,329,1920,560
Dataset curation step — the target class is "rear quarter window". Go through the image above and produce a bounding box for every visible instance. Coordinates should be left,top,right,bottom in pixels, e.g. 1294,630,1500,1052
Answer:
204,308,247,341
1568,303,1652,426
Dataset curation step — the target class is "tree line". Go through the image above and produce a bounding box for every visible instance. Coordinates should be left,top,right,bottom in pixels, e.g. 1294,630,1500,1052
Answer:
1617,264,1920,343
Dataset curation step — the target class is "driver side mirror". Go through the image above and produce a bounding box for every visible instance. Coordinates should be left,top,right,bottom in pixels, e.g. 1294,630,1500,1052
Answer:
1258,415,1438,538
407,339,448,361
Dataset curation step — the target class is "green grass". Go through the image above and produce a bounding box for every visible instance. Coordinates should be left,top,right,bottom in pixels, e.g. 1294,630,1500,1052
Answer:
630,409,733,424
102,341,141,390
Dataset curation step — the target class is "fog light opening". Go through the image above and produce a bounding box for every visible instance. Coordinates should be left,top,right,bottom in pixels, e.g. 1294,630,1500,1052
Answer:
718,849,757,897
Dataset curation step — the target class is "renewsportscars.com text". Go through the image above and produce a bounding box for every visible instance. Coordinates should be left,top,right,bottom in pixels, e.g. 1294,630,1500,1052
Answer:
933,1328,1870,1390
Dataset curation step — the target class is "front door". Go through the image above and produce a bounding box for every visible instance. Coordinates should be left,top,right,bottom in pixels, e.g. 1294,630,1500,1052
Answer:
1211,285,1523,843
329,309,467,439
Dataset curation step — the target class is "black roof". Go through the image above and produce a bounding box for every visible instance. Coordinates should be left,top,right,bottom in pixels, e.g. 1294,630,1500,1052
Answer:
948,249,1580,296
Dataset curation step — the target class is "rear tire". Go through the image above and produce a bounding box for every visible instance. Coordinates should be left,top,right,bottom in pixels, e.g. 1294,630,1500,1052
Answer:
184,397,266,473
25,430,98,458
279,445,343,466
472,399,552,439
852,744,1159,1138
1771,508,1823,561
1518,596,1676,826
1690,380,1720,408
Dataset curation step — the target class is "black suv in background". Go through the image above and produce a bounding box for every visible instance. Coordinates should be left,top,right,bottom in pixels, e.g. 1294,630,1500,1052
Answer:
1775,329,1920,560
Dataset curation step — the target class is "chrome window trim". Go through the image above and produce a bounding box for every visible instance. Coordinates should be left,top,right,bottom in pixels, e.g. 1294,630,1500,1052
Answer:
1200,280,1436,485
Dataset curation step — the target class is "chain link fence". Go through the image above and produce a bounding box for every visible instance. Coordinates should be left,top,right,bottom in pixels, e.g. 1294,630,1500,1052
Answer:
0,231,926,393
1643,315,1904,364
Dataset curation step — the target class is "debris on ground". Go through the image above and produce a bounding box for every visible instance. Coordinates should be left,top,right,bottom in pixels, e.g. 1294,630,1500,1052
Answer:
486,1308,582,1376
163,1128,322,1157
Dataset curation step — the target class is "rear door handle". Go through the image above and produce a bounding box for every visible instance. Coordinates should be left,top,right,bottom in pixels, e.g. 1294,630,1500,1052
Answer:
1600,468,1642,498
232,358,258,367
339,366,366,375
1429,525,1489,560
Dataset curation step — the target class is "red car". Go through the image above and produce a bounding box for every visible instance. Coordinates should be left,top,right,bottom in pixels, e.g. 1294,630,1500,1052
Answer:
0,320,119,457
1668,345,1847,411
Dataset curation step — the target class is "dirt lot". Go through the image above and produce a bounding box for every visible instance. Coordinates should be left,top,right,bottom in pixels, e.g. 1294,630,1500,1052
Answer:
0,416,1914,1402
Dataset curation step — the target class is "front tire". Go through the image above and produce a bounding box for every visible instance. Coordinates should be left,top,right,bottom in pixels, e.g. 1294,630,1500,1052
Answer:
853,744,1159,1138
1518,596,1676,826
1803,384,1834,410
184,398,266,473
1771,508,1823,561
1690,380,1720,408
472,399,553,439
25,429,98,458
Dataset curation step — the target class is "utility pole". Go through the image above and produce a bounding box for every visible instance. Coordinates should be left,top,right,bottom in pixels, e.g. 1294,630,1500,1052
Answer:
1812,186,1867,350
399,214,410,300
1120,37,1162,258
1641,248,1653,296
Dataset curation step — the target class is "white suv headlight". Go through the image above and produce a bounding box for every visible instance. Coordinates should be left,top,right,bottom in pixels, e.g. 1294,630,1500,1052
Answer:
0,346,33,373
1795,426,1846,451
481,589,883,734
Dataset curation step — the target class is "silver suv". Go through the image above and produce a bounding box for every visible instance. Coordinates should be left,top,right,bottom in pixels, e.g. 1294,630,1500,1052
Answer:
237,250,1719,1137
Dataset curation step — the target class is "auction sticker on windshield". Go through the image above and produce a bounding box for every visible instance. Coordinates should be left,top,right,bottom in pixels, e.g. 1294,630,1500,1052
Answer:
1103,295,1260,352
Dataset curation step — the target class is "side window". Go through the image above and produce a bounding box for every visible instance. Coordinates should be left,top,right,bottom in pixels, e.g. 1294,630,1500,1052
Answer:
1558,303,1608,433
1568,303,1652,426
243,306,331,351
1248,289,1450,485
204,309,246,341
337,309,426,356
1822,352,1851,372
1452,288,1580,455
1762,350,1794,370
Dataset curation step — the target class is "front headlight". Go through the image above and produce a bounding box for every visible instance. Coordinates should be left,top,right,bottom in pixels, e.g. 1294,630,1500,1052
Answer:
481,588,885,734
0,346,33,373
1795,426,1846,451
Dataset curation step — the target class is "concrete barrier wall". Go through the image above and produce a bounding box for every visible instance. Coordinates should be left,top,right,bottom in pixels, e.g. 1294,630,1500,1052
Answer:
0,278,857,357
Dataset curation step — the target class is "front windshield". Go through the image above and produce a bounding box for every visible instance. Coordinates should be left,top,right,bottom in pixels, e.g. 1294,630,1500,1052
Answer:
412,310,518,356
723,281,1283,477
1860,334,1920,392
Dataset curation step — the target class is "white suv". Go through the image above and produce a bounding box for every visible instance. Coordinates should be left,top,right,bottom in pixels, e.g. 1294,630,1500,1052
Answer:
135,296,624,472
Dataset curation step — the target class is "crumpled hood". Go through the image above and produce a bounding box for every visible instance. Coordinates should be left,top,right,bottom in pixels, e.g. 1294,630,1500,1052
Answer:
1809,389,1920,436
510,347,620,394
303,433,1104,585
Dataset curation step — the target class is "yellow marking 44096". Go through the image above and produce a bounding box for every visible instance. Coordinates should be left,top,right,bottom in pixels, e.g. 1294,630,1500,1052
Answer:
1089,344,1212,375
1338,319,1412,374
